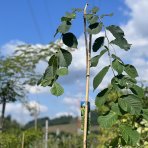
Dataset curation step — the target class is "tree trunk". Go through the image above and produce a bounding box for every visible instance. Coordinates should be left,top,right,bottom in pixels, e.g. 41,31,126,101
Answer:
0,97,6,132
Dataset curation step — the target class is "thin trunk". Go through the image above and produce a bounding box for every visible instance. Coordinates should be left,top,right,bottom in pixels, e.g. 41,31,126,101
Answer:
0,97,6,132
83,3,92,148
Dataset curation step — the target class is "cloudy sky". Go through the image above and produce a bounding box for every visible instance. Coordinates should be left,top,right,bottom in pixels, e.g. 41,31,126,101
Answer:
0,0,148,124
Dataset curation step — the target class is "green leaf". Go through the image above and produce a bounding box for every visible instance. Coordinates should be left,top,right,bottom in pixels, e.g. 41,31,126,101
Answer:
111,74,137,89
65,12,76,19
62,32,78,48
87,22,103,34
48,55,58,67
39,77,54,87
100,13,114,18
95,88,108,107
118,95,142,115
44,66,55,78
58,21,71,34
58,48,72,67
111,54,122,62
120,125,140,146
92,6,99,14
50,82,64,96
130,85,144,98
142,109,148,120
98,111,118,128
111,103,122,115
93,37,105,52
56,67,68,76
39,64,58,87
88,15,98,24
110,37,131,51
106,25,124,38
61,17,71,22
72,8,83,13
90,49,107,67
93,65,110,90
85,14,93,21
109,136,119,147
112,59,124,74
124,64,138,78
90,55,100,67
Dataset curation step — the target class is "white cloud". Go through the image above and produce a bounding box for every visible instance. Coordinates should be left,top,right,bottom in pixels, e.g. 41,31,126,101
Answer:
25,85,49,94
125,0,148,38
55,112,75,118
0,101,48,124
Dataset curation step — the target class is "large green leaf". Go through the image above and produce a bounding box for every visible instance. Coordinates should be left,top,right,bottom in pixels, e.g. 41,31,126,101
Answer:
111,54,122,62
90,49,107,67
56,67,68,76
58,48,72,67
111,74,137,89
39,63,58,87
95,88,108,107
112,59,124,74
98,111,118,128
120,125,140,146
62,32,78,48
92,37,105,52
48,55,58,70
106,25,124,38
87,22,103,34
111,103,122,115
142,109,148,120
130,85,144,98
118,95,142,115
58,21,71,34
88,15,98,24
90,55,100,68
110,37,131,51
124,64,138,78
50,82,64,96
93,65,110,90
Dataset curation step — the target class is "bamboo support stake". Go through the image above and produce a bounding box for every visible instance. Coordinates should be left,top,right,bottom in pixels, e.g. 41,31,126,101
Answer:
83,3,92,148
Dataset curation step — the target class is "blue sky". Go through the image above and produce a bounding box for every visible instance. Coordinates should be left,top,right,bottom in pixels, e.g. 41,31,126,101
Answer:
0,0,129,45
0,0,148,124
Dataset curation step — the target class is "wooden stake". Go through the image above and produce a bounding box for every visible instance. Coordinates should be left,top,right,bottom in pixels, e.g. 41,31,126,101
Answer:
83,3,92,148
45,120,48,148
21,132,25,148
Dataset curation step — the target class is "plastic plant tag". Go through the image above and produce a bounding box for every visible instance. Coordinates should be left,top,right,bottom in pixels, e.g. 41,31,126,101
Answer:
80,101,90,133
